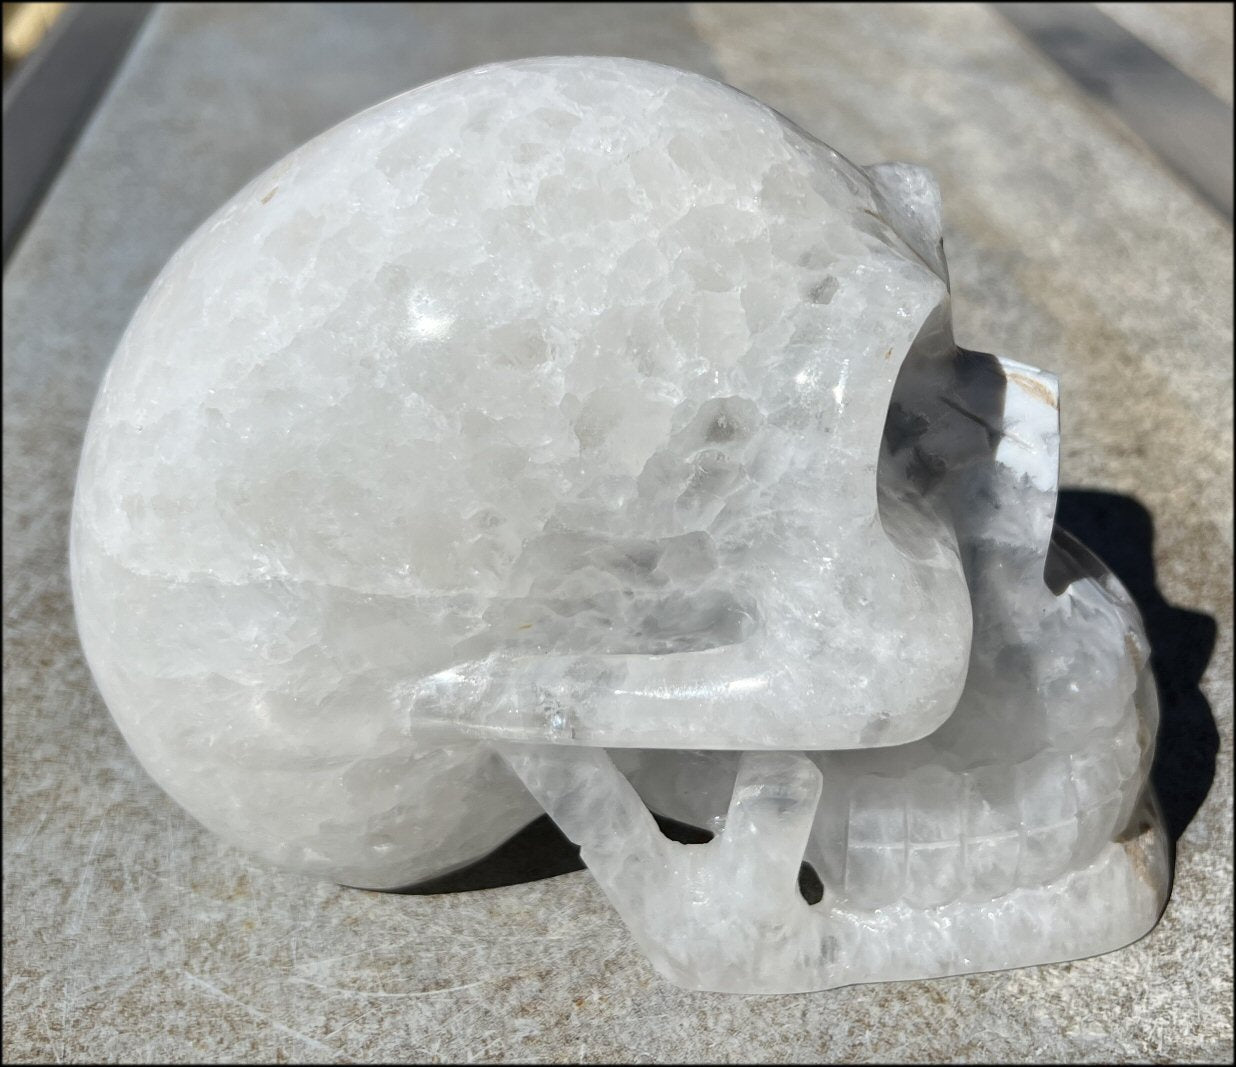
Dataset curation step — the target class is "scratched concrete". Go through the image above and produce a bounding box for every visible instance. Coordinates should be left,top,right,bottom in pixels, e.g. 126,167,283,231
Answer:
3,3,1232,1063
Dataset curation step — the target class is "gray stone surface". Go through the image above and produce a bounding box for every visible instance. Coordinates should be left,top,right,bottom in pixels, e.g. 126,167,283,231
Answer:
3,3,1231,1062
1098,2,1234,107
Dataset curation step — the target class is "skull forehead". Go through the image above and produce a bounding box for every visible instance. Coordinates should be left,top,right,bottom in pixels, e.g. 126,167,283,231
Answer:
80,56,944,598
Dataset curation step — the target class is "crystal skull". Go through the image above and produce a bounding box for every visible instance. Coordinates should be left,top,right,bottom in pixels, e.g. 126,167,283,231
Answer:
70,56,1168,993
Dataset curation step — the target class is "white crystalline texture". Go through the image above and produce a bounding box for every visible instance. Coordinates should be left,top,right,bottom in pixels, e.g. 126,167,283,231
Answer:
71,56,1167,991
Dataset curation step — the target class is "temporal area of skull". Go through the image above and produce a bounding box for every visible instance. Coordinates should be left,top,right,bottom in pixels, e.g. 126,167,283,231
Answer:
438,339,1003,757
462,391,770,660
450,326,989,670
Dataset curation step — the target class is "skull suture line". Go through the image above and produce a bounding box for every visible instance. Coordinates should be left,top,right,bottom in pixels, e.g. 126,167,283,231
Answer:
71,57,1168,994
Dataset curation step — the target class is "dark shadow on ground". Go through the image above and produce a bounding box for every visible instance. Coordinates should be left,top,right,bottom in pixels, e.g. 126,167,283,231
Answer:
392,811,824,902
390,813,712,896
1054,488,1219,845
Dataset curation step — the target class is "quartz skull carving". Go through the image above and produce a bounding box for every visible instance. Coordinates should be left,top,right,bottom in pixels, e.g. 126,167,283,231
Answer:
70,56,1169,993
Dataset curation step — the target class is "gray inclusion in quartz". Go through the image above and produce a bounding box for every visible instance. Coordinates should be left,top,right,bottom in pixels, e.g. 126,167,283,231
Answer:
70,56,1167,993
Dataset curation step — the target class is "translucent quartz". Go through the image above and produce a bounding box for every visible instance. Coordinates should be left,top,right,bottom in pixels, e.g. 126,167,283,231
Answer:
71,56,1167,992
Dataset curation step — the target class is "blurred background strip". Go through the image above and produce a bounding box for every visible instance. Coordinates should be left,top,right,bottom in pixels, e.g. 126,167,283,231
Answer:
995,2,1234,221
2,3,1230,265
2,2,150,259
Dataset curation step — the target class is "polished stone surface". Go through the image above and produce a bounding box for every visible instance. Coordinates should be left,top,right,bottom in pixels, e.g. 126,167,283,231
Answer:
4,2,1231,1060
